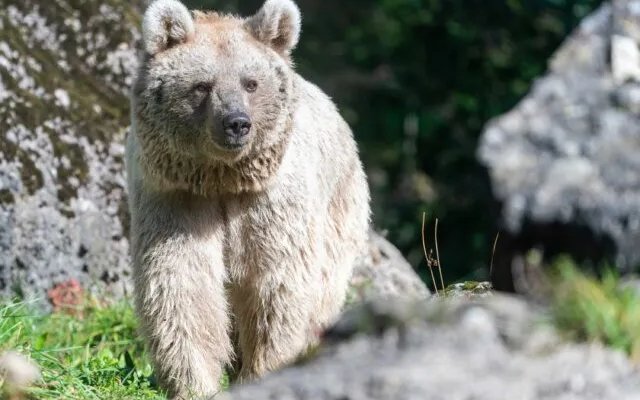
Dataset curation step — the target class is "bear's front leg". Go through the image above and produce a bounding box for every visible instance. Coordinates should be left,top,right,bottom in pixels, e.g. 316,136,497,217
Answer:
227,197,323,382
231,267,319,382
130,191,232,399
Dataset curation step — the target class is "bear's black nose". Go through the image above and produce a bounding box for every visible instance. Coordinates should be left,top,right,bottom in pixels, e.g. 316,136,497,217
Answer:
223,112,252,137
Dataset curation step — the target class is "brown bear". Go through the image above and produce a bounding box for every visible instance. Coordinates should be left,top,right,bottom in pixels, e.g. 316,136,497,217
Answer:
126,0,370,397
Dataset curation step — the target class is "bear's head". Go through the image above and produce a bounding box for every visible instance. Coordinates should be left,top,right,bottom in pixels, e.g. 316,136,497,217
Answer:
132,0,301,194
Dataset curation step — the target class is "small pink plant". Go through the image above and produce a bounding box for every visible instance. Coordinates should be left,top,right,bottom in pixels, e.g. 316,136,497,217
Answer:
47,279,84,315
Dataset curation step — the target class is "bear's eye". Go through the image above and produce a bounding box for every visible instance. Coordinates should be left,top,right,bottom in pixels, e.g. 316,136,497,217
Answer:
244,80,258,93
194,82,212,93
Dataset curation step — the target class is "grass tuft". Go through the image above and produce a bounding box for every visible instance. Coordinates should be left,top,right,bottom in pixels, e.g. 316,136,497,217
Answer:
551,257,640,362
0,297,164,399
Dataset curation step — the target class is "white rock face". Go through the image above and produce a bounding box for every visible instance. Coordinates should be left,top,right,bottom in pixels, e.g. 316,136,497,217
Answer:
0,0,141,303
611,34,640,84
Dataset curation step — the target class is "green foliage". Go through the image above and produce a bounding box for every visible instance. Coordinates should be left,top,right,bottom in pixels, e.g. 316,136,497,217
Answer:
183,0,602,281
551,258,640,361
0,299,163,399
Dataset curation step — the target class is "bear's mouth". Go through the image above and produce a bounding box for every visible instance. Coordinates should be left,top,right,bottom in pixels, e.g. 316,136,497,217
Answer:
211,132,251,153
212,139,250,157
220,135,248,150
221,143,244,150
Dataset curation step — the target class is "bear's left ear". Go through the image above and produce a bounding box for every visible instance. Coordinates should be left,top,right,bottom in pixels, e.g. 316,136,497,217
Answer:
246,0,301,57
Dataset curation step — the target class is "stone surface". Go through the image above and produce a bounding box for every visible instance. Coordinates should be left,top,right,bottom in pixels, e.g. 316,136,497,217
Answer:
350,231,430,302
478,0,640,289
223,295,640,400
0,1,425,305
0,0,142,301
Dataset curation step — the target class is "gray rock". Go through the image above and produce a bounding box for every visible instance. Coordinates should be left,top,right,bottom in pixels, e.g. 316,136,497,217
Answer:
349,231,430,303
0,0,142,301
478,0,640,289
223,295,640,400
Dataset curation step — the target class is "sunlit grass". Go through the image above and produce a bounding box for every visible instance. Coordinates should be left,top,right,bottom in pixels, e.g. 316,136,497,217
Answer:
0,298,164,399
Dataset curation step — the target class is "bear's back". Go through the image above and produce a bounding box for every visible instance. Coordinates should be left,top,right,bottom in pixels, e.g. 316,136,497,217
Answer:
283,75,362,196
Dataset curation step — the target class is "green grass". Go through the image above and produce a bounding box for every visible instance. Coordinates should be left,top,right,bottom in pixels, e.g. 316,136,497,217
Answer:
0,298,165,399
551,257,640,362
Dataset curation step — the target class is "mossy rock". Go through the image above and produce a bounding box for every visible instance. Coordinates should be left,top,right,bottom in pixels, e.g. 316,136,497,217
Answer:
444,281,493,298
0,0,143,303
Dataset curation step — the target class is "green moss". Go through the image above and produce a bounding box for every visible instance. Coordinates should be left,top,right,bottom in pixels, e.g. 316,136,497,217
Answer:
0,189,15,205
18,152,44,195
462,281,480,290
51,139,88,204
443,281,492,297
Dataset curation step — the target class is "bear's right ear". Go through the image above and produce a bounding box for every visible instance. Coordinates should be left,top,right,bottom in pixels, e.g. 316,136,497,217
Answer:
246,0,301,58
142,0,195,55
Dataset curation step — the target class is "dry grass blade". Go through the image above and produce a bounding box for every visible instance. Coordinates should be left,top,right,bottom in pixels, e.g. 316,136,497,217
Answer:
434,218,445,293
422,212,439,295
489,231,500,277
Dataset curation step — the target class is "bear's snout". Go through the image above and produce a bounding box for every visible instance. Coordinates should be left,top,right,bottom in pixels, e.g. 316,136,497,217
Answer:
223,111,252,139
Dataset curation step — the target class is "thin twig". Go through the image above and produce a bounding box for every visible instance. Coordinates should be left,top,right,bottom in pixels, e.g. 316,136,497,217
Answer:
434,218,445,293
422,212,438,296
489,232,500,277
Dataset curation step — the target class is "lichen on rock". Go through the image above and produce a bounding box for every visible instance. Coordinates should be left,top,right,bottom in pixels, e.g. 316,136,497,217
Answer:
0,0,143,302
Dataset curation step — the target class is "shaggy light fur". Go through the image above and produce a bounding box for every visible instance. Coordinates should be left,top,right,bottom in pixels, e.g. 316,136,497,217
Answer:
142,0,194,55
126,0,370,398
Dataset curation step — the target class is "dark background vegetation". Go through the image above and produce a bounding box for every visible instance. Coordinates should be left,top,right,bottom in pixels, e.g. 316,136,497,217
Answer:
185,0,602,285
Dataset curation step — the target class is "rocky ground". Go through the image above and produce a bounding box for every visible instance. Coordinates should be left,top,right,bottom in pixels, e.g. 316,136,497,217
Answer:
224,294,640,400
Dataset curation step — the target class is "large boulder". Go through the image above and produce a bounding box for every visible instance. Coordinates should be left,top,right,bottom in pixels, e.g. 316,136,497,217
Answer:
478,0,640,290
350,230,430,302
223,295,640,400
0,0,142,300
